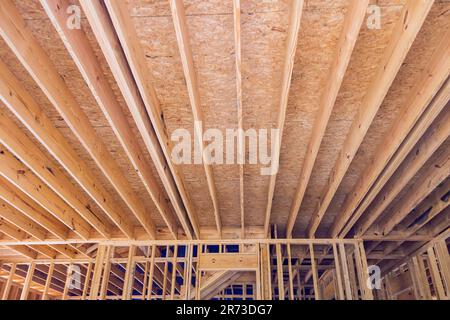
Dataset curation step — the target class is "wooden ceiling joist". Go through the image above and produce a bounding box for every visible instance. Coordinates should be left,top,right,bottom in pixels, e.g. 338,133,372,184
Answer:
286,0,369,238
0,146,91,240
330,29,450,238
8,245,38,260
0,0,153,239
232,0,245,237
0,200,48,241
169,0,222,234
263,0,304,235
0,177,68,240
376,147,449,236
99,0,200,238
306,0,434,237
41,0,178,239
0,105,111,238
354,98,450,237
0,218,28,241
0,60,134,240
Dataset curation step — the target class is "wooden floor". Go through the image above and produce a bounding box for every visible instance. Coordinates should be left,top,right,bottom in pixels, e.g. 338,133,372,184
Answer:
0,0,448,300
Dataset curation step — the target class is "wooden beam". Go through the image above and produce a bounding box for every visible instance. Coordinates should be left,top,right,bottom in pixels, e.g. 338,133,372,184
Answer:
332,243,345,300
263,0,304,234
306,0,433,237
0,200,47,240
377,148,449,235
331,30,450,237
286,0,368,237
0,0,144,239
169,0,222,233
0,146,91,240
41,0,175,238
434,240,450,293
397,179,450,234
99,246,113,299
0,176,68,240
0,108,111,238
1,263,16,300
198,253,258,271
354,96,450,236
83,0,199,238
232,0,245,238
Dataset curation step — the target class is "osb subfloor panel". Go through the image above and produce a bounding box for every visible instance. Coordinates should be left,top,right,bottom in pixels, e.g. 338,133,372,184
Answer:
1,0,448,237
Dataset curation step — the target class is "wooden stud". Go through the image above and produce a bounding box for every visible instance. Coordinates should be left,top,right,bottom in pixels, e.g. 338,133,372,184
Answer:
427,247,446,299
147,245,157,300
339,243,352,300
287,244,294,300
2,263,16,300
81,262,93,300
20,262,36,300
276,243,284,300
122,245,137,300
170,245,178,300
90,245,106,300
41,262,55,300
100,246,113,299
0,147,91,240
332,243,345,300
309,244,320,300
